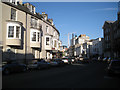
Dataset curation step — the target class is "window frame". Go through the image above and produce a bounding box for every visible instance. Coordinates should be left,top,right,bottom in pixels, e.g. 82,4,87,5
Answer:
46,37,50,45
7,23,21,39
11,8,17,21
46,26,49,33
32,32,36,42
30,29,40,43
16,26,20,39
8,26,14,38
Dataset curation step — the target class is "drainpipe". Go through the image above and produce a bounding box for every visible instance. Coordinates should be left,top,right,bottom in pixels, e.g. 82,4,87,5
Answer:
25,13,27,64
39,27,43,59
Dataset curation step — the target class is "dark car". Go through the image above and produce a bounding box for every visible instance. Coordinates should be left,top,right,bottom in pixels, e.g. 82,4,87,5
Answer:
53,58,64,66
27,59,50,70
69,57,75,64
81,58,89,64
2,60,27,75
106,60,120,75
49,59,59,67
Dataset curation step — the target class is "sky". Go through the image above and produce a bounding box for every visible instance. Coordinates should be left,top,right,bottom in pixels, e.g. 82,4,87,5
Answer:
27,2,118,46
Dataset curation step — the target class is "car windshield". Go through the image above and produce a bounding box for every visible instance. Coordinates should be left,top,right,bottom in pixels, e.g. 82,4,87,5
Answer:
111,61,120,66
55,59,61,61
30,62,38,64
42,60,45,62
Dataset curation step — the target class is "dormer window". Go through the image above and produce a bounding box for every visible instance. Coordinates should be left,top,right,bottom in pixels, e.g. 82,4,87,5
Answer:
12,0,15,4
24,3,35,14
7,0,18,5
17,1,20,5
32,6,34,13
11,8,16,21
44,16,47,21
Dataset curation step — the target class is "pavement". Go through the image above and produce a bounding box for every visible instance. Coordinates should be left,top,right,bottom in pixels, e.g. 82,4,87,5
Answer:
2,62,120,88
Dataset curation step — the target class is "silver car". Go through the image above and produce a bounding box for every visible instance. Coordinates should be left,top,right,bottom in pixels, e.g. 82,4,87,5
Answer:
28,60,50,70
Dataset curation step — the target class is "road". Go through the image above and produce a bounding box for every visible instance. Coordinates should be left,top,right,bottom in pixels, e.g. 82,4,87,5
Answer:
2,62,120,88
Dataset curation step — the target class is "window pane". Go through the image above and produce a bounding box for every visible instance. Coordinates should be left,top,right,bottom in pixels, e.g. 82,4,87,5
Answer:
11,8,16,20
38,32,40,42
46,26,48,33
16,26,20,38
46,37,49,45
8,26,14,38
32,32,36,41
54,41,56,47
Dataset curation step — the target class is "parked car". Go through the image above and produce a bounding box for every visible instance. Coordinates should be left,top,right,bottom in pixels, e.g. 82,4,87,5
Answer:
53,58,64,66
70,57,75,63
62,57,71,64
98,57,103,62
27,59,50,70
82,58,89,64
49,59,59,67
2,60,27,75
106,60,120,75
103,57,108,62
92,58,98,62
107,57,112,63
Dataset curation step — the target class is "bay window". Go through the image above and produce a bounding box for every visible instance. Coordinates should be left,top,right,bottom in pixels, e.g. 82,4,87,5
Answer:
7,24,21,39
31,29,40,42
54,40,57,47
32,32,36,41
46,37,50,45
8,26,14,38
16,26,20,38
37,32,40,42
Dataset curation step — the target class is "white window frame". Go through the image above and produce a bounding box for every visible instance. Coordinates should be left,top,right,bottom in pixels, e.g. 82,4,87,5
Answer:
30,29,40,43
7,23,21,39
45,36,51,46
16,26,20,39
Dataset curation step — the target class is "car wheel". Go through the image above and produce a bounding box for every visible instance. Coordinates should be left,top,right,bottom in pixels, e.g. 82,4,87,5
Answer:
4,68,10,75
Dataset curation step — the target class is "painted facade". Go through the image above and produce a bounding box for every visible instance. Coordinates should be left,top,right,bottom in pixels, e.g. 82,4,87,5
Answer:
1,0,61,63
